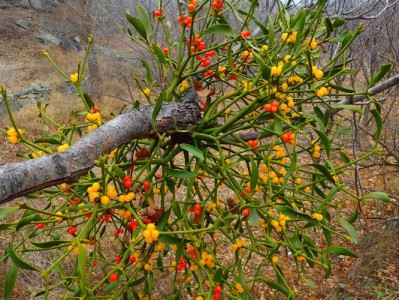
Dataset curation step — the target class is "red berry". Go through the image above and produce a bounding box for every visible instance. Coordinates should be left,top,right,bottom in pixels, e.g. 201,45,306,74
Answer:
213,294,220,300
115,256,122,264
143,181,150,192
187,3,195,12
109,272,118,282
92,260,97,266
154,10,161,17
214,285,222,293
123,175,132,189
36,223,45,229
163,48,169,55
242,208,250,217
68,226,77,235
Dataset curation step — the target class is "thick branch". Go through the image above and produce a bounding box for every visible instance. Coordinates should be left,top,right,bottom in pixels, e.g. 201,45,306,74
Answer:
332,74,399,115
0,100,201,204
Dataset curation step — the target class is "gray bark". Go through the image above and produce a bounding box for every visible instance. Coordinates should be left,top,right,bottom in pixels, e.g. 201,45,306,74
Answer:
0,98,201,204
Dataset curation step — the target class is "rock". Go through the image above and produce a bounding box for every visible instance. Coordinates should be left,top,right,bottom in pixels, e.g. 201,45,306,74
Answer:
73,35,80,44
60,38,81,52
30,83,42,92
40,81,50,89
33,31,60,45
19,0,58,11
15,19,31,30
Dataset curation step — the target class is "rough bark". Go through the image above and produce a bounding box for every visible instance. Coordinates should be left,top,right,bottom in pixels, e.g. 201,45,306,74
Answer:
0,99,201,204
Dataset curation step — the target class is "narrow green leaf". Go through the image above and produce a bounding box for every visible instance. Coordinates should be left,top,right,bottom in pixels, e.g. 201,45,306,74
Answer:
34,136,61,144
347,209,358,224
141,60,152,83
125,13,147,40
213,268,223,282
203,24,234,37
249,157,258,195
253,52,270,80
336,214,359,244
136,3,152,38
113,165,126,179
370,109,382,142
152,92,164,128
31,240,70,248
16,214,41,231
324,246,358,258
265,281,290,297
159,235,184,245
333,104,362,114
314,129,330,158
127,276,146,287
165,168,196,179
152,44,167,64
328,83,355,93
83,93,94,108
339,151,350,163
361,192,389,202
249,207,259,227
4,264,18,300
179,143,204,160
0,207,19,220
322,227,333,245
321,255,332,279
7,246,38,271
309,164,336,183
368,64,391,89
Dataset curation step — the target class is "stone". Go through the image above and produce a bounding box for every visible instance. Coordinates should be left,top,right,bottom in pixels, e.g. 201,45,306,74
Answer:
40,81,50,89
15,19,31,30
33,31,60,45
30,83,42,92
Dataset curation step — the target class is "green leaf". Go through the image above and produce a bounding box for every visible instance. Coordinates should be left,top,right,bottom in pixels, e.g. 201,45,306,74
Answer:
136,3,152,38
34,136,62,144
265,281,290,298
203,24,234,37
165,168,196,179
0,207,19,220
328,83,355,93
152,44,167,64
322,227,333,246
321,255,332,279
83,93,94,109
253,52,270,80
141,60,152,83
16,214,41,231
127,276,146,287
179,143,204,160
113,165,126,179
309,164,336,183
159,235,184,245
125,12,147,40
249,157,258,194
324,246,358,258
335,128,352,135
274,116,282,134
336,214,359,244
314,129,330,158
361,192,389,202
213,268,223,282
6,246,38,271
370,109,382,143
333,104,362,114
249,207,259,227
339,151,350,163
31,240,71,248
368,64,391,89
152,92,164,128
4,264,18,300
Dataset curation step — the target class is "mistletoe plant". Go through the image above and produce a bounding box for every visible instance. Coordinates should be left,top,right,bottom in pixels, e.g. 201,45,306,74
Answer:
0,0,390,299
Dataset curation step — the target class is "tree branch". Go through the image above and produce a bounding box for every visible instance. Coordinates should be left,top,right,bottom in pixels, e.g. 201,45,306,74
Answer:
0,99,201,204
